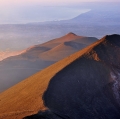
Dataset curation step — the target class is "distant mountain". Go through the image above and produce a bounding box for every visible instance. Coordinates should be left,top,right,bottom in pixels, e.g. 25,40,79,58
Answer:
0,33,97,92
0,50,25,61
71,9,120,25
0,34,120,119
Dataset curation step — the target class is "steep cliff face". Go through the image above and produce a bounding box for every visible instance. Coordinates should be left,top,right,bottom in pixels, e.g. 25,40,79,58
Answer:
24,34,120,119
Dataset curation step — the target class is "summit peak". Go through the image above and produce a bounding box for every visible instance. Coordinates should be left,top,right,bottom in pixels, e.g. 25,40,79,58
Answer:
66,32,77,36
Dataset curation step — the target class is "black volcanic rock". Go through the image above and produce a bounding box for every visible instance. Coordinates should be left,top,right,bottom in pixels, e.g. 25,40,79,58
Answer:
105,34,120,47
24,34,120,119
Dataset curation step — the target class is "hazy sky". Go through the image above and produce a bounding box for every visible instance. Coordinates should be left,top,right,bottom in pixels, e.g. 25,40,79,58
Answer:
0,0,119,6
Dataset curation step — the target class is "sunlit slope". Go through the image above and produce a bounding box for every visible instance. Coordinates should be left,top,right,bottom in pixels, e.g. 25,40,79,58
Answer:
39,37,97,61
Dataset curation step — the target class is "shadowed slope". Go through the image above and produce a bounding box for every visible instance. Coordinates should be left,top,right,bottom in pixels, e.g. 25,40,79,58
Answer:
0,33,97,92
23,34,120,119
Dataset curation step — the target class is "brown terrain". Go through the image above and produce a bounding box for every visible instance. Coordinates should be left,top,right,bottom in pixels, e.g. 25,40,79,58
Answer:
0,50,25,61
0,34,120,119
0,33,97,92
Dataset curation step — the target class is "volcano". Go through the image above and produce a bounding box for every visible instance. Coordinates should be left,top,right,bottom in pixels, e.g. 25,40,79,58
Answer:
0,34,120,119
0,33,97,93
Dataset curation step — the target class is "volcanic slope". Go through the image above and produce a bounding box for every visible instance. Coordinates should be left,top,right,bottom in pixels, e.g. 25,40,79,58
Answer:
0,34,120,119
0,33,97,92
24,34,120,119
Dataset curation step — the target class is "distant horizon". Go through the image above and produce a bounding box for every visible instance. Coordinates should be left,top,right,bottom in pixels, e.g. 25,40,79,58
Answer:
0,7,91,24
0,1,119,24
